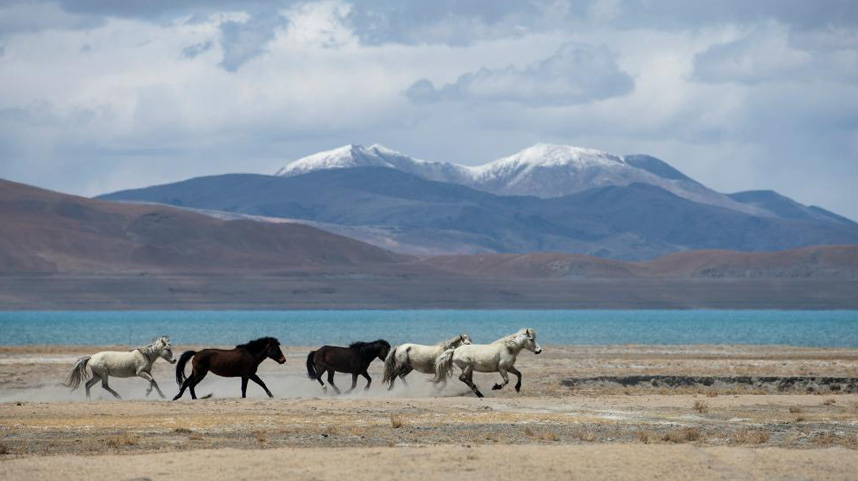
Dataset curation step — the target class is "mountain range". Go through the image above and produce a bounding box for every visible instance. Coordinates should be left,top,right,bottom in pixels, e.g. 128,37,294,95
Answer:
100,143,858,260
2,177,857,309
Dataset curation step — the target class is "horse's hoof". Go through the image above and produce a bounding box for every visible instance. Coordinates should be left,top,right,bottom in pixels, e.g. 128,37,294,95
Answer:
492,384,502,390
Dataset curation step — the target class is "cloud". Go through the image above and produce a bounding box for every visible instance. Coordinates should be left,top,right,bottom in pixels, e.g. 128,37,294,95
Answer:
218,15,284,72
181,40,212,58
693,23,858,84
405,42,634,106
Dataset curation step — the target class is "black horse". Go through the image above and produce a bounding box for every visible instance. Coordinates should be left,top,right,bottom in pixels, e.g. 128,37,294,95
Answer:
173,337,286,400
306,340,390,394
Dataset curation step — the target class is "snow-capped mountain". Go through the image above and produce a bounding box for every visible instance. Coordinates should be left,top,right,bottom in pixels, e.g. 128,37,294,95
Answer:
276,143,765,216
275,144,473,185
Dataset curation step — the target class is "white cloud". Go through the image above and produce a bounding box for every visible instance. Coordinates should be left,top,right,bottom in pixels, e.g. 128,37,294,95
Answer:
405,42,634,106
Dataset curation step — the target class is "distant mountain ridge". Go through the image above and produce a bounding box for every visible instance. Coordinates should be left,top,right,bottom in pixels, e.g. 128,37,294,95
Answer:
99,167,858,260
275,143,765,216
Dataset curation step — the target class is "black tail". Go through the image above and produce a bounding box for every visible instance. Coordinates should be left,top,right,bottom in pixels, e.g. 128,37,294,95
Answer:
175,350,196,386
306,351,317,379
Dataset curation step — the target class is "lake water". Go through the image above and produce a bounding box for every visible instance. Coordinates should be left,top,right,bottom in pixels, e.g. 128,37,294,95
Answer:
1,310,857,347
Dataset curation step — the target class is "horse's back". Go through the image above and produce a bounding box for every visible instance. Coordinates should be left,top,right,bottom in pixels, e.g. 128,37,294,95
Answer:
89,350,144,377
193,348,249,376
397,344,441,372
452,344,503,372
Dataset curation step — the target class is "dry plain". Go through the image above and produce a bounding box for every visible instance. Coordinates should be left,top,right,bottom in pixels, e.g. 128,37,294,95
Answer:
1,344,857,481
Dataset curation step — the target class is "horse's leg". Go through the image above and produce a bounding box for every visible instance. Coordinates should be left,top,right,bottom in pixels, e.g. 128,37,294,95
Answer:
85,374,100,399
326,370,340,394
188,369,207,400
434,377,447,392
241,376,249,398
346,373,358,393
492,367,510,391
458,366,483,398
137,370,164,398
361,370,372,391
174,370,202,401
508,366,523,393
314,367,327,392
398,367,412,387
249,374,273,398
100,375,122,399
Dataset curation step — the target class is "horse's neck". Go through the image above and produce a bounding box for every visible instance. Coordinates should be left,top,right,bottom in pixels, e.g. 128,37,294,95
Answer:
246,348,267,365
501,339,526,356
439,337,460,350
137,346,158,365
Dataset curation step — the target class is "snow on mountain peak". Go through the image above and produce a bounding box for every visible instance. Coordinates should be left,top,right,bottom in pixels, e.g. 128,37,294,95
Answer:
273,142,767,216
275,144,405,177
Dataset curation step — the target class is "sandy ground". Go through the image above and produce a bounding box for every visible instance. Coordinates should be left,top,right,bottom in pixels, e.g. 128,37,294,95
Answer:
1,344,857,480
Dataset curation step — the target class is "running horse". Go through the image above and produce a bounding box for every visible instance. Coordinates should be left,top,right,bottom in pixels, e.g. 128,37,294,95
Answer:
173,337,286,400
434,328,541,398
382,334,471,390
306,340,390,394
63,336,177,399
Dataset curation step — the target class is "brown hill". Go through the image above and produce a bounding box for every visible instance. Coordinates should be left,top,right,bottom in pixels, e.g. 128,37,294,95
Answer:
646,246,858,279
0,178,404,273
421,246,858,280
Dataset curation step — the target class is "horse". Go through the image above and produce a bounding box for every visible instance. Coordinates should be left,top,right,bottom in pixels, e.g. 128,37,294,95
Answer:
306,340,390,394
63,336,176,399
382,334,472,390
434,328,541,398
173,337,286,400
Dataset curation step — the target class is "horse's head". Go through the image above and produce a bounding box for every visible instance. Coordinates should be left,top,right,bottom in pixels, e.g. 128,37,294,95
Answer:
157,336,177,364
375,340,391,362
521,328,542,354
266,338,287,364
460,334,472,346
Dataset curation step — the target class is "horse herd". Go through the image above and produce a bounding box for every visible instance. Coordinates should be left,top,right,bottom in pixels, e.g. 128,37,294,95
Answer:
63,328,542,400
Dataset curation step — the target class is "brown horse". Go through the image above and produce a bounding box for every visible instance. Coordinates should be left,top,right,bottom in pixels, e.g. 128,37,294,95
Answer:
173,337,286,400
306,340,390,394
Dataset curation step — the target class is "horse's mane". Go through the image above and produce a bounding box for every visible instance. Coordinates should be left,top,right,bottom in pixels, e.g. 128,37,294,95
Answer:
437,334,466,349
237,337,280,352
350,339,390,356
492,330,527,349
135,336,169,357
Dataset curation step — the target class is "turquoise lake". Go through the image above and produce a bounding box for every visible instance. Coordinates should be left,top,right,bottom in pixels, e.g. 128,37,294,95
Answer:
1,310,857,347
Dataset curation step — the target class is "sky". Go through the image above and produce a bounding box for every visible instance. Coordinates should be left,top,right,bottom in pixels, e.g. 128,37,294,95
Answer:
1,0,857,219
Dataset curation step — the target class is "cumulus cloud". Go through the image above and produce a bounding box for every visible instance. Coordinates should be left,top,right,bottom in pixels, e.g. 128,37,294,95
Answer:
405,42,634,106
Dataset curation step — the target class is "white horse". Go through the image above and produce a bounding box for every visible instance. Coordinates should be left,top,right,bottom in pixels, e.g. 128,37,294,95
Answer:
434,328,541,398
63,336,177,399
382,334,472,390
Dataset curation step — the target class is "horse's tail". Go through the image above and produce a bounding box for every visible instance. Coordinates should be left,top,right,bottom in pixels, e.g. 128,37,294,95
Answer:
381,346,399,385
62,356,91,390
175,351,196,386
433,349,456,383
306,351,317,379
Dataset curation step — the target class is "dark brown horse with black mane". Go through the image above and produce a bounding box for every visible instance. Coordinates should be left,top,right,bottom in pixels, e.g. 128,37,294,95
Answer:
173,337,286,400
306,340,390,394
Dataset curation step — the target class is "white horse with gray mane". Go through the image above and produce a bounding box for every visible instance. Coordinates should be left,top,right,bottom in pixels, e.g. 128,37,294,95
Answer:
434,328,541,398
382,334,472,390
63,336,177,399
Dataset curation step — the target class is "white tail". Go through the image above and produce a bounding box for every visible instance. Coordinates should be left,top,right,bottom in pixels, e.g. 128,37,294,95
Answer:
63,356,91,390
433,349,455,383
382,346,398,385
